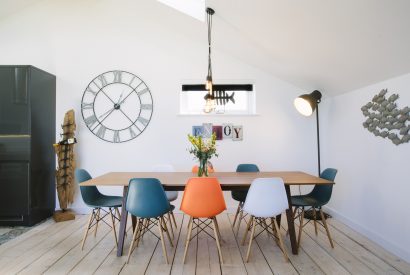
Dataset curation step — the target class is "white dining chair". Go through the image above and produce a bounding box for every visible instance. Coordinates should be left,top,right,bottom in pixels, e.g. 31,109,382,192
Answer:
151,164,178,234
242,177,289,262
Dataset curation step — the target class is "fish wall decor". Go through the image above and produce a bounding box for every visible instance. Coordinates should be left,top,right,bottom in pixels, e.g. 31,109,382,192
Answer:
361,89,410,145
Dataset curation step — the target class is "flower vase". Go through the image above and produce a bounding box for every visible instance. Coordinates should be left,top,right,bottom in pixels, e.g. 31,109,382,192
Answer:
198,158,209,177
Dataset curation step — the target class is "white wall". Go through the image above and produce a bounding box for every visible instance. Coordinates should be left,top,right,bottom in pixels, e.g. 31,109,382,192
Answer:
0,0,317,212
321,73,410,262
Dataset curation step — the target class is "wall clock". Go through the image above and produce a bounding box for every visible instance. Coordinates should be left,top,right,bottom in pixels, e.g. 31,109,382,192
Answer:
81,70,153,143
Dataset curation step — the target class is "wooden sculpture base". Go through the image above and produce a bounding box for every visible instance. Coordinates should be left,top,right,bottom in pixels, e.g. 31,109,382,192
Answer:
53,210,75,222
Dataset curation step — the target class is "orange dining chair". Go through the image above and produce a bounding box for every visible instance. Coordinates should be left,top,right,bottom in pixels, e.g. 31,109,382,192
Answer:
180,177,226,264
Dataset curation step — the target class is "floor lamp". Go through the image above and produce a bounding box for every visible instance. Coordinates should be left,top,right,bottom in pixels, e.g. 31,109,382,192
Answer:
294,90,322,176
294,90,331,219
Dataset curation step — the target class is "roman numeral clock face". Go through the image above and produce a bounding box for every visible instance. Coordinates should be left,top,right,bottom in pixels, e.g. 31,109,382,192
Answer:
81,70,153,143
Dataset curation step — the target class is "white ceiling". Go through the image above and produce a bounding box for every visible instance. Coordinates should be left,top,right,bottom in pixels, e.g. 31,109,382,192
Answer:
2,0,410,96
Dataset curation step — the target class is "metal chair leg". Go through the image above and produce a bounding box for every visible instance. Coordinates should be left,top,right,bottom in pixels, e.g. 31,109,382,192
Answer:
162,216,174,247
313,207,318,235
171,211,177,228
297,207,305,251
94,208,100,237
167,212,174,239
235,208,244,236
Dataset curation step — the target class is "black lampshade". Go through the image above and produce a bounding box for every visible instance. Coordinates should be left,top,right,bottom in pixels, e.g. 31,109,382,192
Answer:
294,90,322,116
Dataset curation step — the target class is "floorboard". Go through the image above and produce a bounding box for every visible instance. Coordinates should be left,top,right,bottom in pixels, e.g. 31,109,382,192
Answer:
0,212,407,275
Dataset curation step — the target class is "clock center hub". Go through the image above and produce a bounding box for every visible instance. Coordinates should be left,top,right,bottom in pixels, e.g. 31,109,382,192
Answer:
114,103,121,110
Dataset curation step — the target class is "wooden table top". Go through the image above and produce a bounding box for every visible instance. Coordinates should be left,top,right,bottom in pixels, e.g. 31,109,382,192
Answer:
80,171,333,191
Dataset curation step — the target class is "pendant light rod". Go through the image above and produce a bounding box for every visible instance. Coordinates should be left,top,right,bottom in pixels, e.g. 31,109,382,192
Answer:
206,7,215,92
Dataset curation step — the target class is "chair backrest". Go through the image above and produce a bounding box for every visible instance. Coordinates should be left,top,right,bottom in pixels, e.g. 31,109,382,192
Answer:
75,168,103,206
309,168,338,205
180,177,226,218
243,177,288,218
126,178,170,218
152,164,175,172
236,164,260,172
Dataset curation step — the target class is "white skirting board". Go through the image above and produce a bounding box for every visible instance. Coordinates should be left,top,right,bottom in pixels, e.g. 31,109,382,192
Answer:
323,206,410,263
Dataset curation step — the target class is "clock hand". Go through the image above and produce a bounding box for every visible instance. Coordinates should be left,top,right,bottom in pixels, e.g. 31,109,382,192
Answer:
99,107,115,120
116,92,124,104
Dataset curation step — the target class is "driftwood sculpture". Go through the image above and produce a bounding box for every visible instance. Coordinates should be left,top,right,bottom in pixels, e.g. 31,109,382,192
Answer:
361,89,410,145
53,109,77,222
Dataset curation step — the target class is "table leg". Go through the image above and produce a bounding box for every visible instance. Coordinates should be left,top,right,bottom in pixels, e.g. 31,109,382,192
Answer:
117,186,129,257
285,185,298,255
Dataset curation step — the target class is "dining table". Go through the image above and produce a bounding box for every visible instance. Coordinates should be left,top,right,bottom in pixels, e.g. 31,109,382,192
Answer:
80,171,334,257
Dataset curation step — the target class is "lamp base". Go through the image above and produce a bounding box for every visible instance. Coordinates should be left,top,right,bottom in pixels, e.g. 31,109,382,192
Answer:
303,209,331,220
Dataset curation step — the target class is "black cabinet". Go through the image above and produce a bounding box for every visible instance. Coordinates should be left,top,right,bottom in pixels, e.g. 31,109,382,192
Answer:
0,66,56,226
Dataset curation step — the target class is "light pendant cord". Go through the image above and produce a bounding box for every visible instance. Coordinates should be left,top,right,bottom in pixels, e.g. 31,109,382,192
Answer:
206,8,214,89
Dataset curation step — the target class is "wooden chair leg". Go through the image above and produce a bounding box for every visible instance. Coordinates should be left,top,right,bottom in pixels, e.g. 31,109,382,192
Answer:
297,207,305,251
162,216,174,247
212,217,224,264
235,208,244,236
171,211,177,228
167,212,174,239
109,208,118,248
182,217,193,264
312,207,318,235
214,217,223,242
319,208,334,248
232,203,241,228
245,216,256,262
81,210,94,250
158,217,169,264
273,217,289,262
94,208,100,237
241,216,253,245
262,219,270,238
136,219,144,247
126,218,140,264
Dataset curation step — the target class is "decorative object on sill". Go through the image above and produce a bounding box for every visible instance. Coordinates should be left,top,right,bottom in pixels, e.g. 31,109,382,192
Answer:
188,133,218,177
361,89,410,145
294,90,322,176
81,70,153,143
204,7,215,113
192,123,243,141
53,109,77,222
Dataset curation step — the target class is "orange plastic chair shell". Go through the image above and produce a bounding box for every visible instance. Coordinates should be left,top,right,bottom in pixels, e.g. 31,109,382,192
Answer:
191,165,215,173
180,177,226,218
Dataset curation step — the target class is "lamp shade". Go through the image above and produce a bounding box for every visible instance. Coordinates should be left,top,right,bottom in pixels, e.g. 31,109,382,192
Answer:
294,90,322,116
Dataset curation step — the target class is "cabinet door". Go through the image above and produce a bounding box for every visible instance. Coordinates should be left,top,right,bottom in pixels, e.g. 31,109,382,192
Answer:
0,162,29,217
0,67,29,135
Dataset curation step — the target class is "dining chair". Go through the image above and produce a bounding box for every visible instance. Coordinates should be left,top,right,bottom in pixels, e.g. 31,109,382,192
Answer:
126,178,173,264
241,177,289,262
75,168,122,250
291,168,338,251
151,164,178,236
231,164,260,236
180,177,226,264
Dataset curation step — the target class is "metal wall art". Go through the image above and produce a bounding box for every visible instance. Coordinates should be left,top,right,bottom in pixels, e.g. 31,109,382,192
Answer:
361,89,410,145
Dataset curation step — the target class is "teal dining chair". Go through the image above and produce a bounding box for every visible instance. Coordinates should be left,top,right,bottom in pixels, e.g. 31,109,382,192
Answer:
126,178,173,264
151,164,178,237
231,164,260,236
75,168,122,250
291,168,338,251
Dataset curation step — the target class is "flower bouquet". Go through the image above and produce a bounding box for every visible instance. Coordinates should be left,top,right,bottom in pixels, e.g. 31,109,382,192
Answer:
188,133,218,177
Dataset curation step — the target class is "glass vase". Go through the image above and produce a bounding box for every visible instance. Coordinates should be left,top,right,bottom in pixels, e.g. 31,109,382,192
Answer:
198,158,209,177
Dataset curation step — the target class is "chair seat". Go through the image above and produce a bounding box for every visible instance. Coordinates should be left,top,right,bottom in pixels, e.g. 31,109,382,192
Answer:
85,195,123,208
291,195,324,207
166,191,178,201
231,190,248,202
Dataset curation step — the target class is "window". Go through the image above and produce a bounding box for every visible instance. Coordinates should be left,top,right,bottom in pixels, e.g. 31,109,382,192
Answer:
180,84,255,115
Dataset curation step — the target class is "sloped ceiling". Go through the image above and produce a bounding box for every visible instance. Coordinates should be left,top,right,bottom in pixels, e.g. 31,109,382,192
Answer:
2,0,410,96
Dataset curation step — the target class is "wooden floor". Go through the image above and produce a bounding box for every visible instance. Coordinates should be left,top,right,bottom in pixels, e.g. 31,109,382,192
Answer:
0,213,409,275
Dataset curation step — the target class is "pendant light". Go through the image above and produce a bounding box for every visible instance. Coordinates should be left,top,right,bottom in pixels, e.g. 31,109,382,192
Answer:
204,7,215,113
